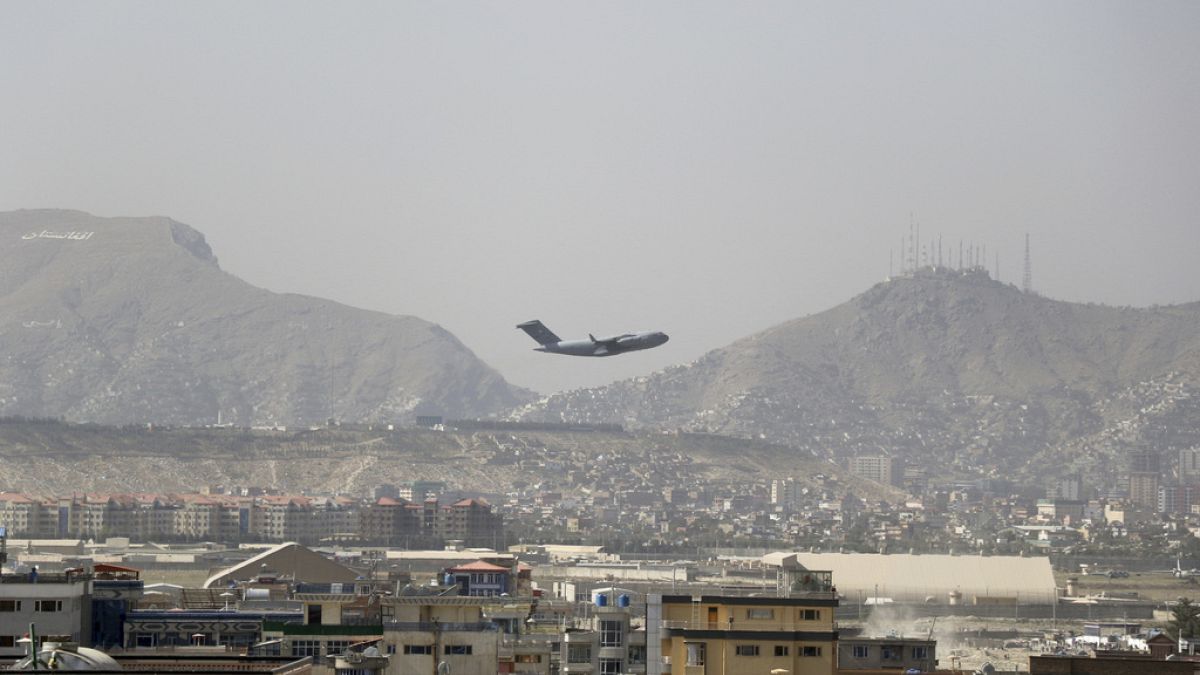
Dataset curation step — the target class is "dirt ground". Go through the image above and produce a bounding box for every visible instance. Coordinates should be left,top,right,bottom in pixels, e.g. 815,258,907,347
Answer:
1055,566,1200,604
839,611,1167,674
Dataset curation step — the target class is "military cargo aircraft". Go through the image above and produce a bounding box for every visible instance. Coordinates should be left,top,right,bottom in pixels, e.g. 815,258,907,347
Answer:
517,319,668,357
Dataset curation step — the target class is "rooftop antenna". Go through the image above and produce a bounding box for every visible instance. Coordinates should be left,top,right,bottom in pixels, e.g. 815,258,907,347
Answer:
1023,233,1033,293
958,240,963,271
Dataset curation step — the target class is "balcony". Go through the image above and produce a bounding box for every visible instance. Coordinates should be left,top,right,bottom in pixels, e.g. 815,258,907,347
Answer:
263,622,384,637
383,621,499,633
660,619,837,634
0,572,91,584
93,579,143,589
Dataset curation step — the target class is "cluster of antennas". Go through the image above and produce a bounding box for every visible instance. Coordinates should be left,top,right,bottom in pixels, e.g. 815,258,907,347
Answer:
888,220,1034,294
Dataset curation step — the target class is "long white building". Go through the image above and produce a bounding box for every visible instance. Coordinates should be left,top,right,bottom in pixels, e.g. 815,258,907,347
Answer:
763,551,1057,604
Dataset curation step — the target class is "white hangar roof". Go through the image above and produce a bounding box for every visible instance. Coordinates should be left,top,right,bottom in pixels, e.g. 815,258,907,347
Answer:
762,551,1056,604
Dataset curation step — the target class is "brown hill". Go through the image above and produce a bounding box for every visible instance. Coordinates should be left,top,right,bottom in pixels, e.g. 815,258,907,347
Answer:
515,267,1200,479
0,209,530,425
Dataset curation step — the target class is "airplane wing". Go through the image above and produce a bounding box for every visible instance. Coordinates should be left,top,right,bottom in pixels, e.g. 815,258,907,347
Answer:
590,334,624,350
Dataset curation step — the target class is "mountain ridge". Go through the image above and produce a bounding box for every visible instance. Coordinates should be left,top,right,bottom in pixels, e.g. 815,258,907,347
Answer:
514,267,1200,484
0,209,532,425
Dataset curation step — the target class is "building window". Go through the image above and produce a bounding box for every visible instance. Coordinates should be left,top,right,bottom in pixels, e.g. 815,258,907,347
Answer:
445,645,472,655
0,636,14,648
34,600,62,613
913,646,929,659
735,645,760,656
686,642,706,666
852,645,869,658
628,645,646,664
326,641,350,656
599,657,622,675
516,654,542,663
881,646,899,660
0,601,21,612
802,646,822,657
403,645,432,655
600,620,623,647
567,645,591,664
800,609,820,621
774,646,789,657
291,640,321,657
746,608,774,620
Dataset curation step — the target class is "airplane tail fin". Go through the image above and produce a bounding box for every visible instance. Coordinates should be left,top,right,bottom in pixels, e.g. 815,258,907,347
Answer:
517,320,561,346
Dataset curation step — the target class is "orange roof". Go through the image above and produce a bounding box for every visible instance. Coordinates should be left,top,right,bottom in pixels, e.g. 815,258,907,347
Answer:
450,560,509,572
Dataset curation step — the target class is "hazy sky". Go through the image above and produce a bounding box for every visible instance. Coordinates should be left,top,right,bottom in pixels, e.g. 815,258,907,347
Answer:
3,2,1198,394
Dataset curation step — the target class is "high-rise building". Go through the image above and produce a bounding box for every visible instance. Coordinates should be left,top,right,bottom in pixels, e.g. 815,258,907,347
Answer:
770,479,804,508
1130,472,1160,510
1181,448,1200,481
1129,450,1162,510
1049,477,1082,501
1131,450,1161,473
849,456,904,487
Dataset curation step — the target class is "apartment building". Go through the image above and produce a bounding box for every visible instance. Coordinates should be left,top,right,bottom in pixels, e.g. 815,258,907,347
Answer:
770,479,803,509
837,637,935,671
249,496,358,544
0,493,56,538
4,492,503,546
439,498,504,548
645,593,838,675
382,590,502,675
397,481,447,503
262,580,385,674
561,594,647,675
848,456,903,487
0,569,93,657
358,497,422,546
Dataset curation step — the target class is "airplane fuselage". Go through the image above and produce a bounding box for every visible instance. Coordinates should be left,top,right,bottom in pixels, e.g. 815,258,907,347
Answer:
535,331,669,357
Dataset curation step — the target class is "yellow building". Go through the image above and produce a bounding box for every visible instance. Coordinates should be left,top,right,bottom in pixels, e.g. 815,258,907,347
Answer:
383,592,502,675
646,594,837,675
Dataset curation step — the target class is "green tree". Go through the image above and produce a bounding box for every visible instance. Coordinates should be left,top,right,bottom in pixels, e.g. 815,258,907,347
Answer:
1170,597,1200,640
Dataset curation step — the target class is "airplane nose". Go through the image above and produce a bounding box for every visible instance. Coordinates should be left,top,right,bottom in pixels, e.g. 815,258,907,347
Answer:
659,333,670,344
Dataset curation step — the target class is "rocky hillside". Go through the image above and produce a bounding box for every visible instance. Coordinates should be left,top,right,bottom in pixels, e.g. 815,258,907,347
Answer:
515,268,1200,481
0,210,530,425
0,419,895,501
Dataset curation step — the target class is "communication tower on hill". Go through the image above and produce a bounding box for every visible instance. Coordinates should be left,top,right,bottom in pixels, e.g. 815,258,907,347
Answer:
1023,233,1033,293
